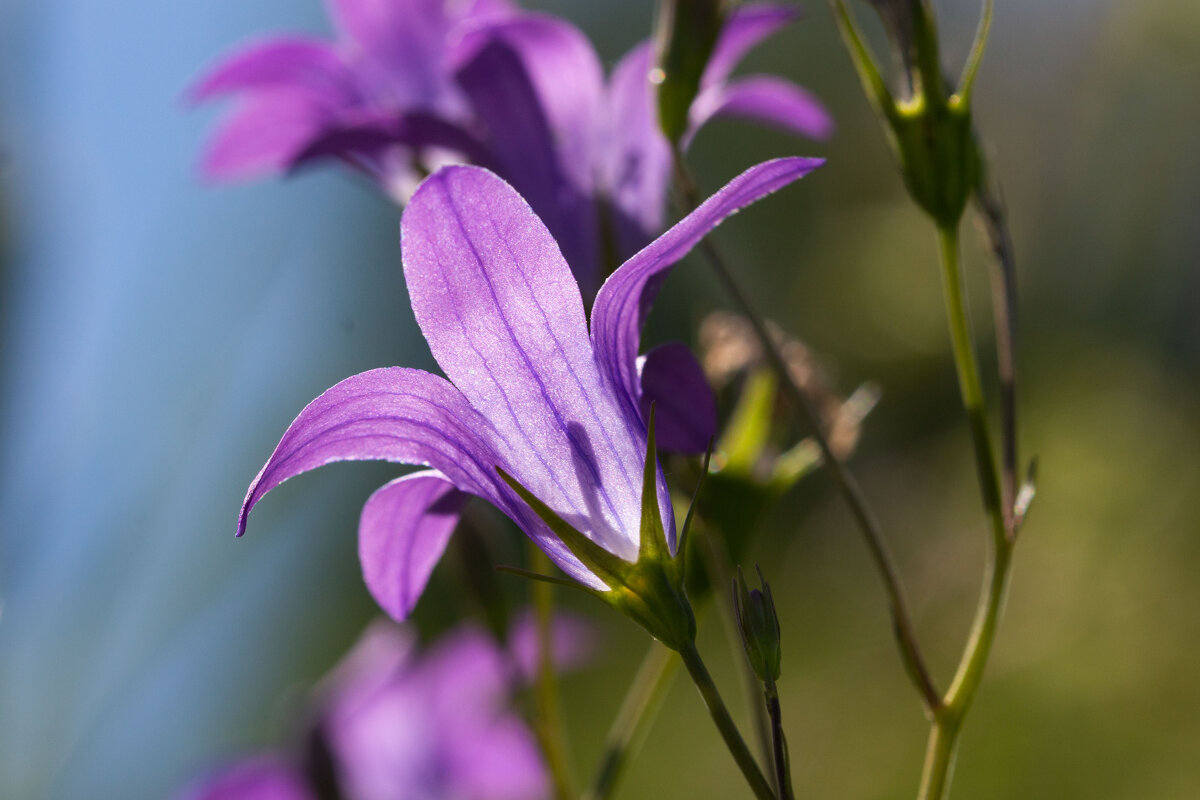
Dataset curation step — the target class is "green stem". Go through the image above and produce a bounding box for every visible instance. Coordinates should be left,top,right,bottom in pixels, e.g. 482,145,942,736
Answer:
671,150,941,714
918,224,1017,799
584,642,680,800
917,712,959,800
678,642,777,800
935,225,1004,546
529,545,576,800
764,687,794,800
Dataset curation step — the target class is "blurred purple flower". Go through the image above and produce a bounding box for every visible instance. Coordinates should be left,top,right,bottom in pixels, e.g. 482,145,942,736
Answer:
180,616,588,800
190,3,828,293
178,754,314,800
316,620,568,800
237,158,819,620
188,0,514,200
458,3,833,292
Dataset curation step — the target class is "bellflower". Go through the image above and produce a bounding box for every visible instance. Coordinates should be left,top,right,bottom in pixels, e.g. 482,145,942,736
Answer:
237,158,820,632
180,617,587,800
457,3,834,290
179,755,313,800
188,0,514,200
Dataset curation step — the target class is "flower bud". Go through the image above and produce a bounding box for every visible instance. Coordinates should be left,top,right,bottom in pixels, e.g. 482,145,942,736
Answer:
732,565,782,685
653,0,730,144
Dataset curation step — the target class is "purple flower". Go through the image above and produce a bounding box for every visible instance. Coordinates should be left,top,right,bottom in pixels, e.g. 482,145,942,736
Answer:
316,620,571,800
188,0,514,200
180,616,586,800
237,157,820,622
458,3,834,291
177,755,314,800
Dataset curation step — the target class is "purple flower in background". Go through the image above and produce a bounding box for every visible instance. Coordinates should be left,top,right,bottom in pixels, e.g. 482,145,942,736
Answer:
237,158,819,621
190,2,828,293
458,3,833,291
178,755,314,800
180,617,588,800
188,0,514,200
318,620,580,800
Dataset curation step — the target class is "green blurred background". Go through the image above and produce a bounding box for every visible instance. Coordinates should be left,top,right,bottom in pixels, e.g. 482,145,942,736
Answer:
1,0,1197,797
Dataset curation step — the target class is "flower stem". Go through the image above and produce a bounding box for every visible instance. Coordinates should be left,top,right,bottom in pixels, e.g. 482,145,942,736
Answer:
529,544,576,800
764,687,794,800
678,641,777,800
584,641,680,800
917,224,1017,799
935,225,1004,546
670,150,941,714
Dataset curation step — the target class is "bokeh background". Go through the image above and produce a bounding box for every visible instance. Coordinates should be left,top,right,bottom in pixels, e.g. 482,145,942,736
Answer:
2,0,1197,797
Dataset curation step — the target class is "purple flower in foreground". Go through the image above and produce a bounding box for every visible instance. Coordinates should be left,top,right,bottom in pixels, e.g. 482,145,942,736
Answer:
181,617,586,800
458,3,834,288
237,157,820,627
188,0,513,200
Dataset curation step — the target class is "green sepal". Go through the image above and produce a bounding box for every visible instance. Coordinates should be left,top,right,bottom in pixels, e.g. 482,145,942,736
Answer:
494,564,599,595
497,435,698,650
675,438,713,578
496,466,631,586
638,404,671,563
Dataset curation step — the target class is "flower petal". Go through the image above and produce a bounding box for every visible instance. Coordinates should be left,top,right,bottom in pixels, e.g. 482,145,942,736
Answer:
359,471,467,622
289,112,493,174
456,18,603,294
703,3,799,89
238,367,504,537
602,43,672,261
639,342,718,454
401,165,663,565
178,755,314,800
326,0,449,105
689,76,835,143
187,36,354,103
464,16,603,189
591,157,824,423
198,96,331,180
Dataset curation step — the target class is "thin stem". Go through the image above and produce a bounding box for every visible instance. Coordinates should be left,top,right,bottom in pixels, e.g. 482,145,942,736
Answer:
678,642,777,800
935,225,1004,546
584,642,680,800
529,545,576,800
697,526,778,789
916,713,959,800
671,151,941,714
973,185,1019,538
765,688,794,800
918,223,1018,799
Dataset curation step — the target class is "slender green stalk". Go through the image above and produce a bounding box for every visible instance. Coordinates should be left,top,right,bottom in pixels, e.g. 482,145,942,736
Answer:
584,642,680,800
935,226,1004,546
917,225,1018,799
671,150,941,714
917,711,959,800
529,545,576,800
973,185,1020,538
697,526,778,789
678,642,777,800
764,688,794,800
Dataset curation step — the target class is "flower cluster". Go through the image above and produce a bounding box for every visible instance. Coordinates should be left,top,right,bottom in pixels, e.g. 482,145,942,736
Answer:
191,0,830,294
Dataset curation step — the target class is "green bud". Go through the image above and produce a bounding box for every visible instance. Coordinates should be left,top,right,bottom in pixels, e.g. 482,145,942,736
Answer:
654,0,730,144
732,565,782,685
839,0,992,227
